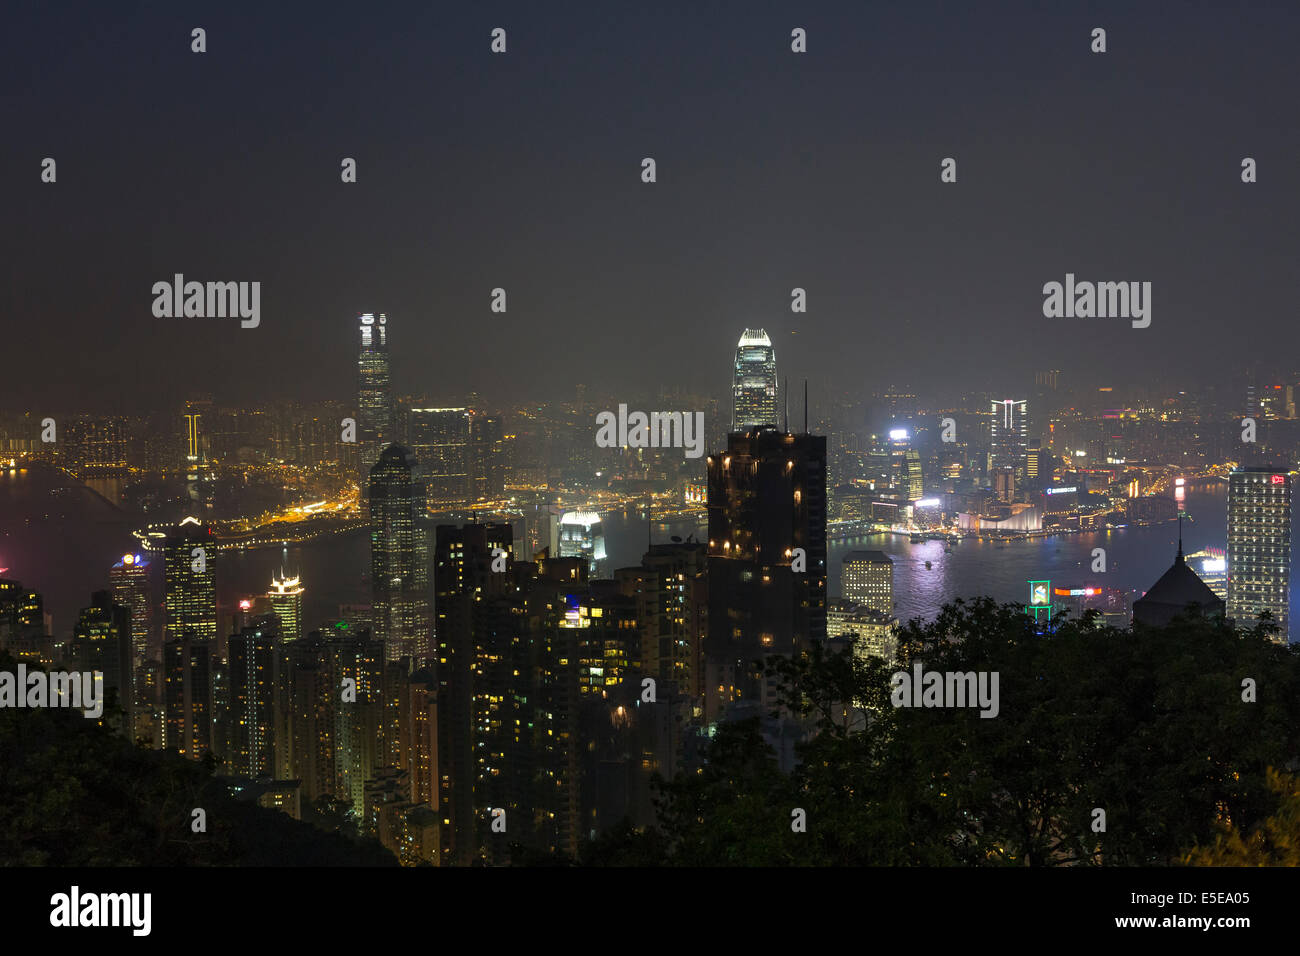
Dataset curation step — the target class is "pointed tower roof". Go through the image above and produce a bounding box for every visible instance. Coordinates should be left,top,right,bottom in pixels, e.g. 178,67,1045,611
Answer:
1132,542,1225,627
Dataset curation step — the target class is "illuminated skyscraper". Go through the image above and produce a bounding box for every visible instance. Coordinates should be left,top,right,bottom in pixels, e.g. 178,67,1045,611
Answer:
162,517,217,645
369,445,432,661
732,329,778,431
110,552,153,665
227,621,280,778
989,399,1029,479
1227,467,1292,643
163,631,213,759
357,313,393,483
557,511,607,578
842,551,893,616
410,407,471,509
268,571,305,643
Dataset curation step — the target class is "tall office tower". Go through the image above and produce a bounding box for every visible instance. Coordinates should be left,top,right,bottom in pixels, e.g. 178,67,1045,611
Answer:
470,411,506,500
163,631,213,759
110,552,153,666
267,571,304,643
357,312,393,485
705,426,827,722
1227,467,1292,643
369,445,432,662
557,511,608,578
732,329,778,431
885,428,922,500
162,517,217,646
989,399,1029,479
409,407,471,509
842,551,893,616
227,620,280,777
434,522,517,865
904,448,924,500
73,591,133,728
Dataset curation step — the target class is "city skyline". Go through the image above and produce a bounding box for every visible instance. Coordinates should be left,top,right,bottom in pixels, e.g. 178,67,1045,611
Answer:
3,0,1299,891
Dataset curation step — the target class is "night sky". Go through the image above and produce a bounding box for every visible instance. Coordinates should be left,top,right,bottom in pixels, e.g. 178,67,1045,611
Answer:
4,1,1297,412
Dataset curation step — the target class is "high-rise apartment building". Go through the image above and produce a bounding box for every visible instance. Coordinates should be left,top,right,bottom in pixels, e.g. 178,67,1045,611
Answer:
227,620,280,777
163,631,213,759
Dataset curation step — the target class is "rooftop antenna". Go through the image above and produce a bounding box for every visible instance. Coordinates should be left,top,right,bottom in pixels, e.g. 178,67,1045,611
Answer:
804,379,808,434
1177,512,1183,559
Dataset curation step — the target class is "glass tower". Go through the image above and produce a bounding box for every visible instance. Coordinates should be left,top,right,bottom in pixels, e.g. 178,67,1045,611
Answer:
732,329,778,432
369,445,432,662
357,313,393,482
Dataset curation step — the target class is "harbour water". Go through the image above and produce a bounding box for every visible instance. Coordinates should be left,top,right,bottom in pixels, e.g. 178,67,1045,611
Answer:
3,466,1291,639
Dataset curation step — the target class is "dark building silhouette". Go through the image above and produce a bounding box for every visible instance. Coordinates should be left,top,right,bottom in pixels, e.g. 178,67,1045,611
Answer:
73,590,133,730
1133,541,1226,627
705,426,827,722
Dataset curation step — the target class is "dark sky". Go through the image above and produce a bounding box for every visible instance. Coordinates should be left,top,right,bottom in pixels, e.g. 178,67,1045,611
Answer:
4,0,1297,412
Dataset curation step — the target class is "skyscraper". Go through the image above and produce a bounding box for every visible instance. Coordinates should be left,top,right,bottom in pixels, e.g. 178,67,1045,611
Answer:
842,551,893,615
267,571,305,643
989,399,1029,481
557,511,607,578
162,517,217,645
705,426,827,721
227,620,280,777
409,407,471,509
163,631,213,759
369,445,432,662
732,329,778,431
110,552,153,666
1227,467,1292,643
73,591,133,728
357,312,393,483
434,522,517,865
